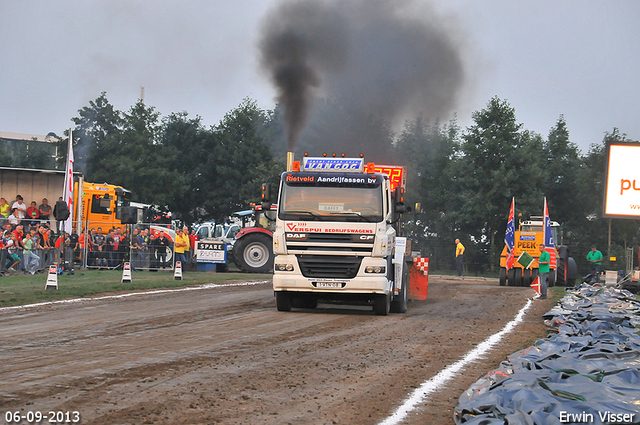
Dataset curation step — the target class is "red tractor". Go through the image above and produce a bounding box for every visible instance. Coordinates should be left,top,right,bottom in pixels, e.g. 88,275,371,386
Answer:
231,204,277,273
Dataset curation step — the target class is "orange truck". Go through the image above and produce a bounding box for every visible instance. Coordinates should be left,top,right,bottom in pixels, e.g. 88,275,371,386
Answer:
74,181,137,232
499,216,577,287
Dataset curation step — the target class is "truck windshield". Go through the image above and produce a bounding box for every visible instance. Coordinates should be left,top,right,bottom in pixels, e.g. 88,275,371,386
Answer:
279,185,384,222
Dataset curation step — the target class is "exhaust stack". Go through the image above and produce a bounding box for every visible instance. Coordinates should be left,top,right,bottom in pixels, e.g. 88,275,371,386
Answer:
286,151,294,172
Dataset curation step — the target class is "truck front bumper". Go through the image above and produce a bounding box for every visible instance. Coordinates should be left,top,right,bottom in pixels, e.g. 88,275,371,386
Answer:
272,255,391,295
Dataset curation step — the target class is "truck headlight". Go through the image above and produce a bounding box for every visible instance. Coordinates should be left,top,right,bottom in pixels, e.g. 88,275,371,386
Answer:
365,266,386,274
276,263,294,272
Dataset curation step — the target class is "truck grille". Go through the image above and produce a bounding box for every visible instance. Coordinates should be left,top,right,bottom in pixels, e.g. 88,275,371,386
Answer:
296,255,363,278
285,232,374,254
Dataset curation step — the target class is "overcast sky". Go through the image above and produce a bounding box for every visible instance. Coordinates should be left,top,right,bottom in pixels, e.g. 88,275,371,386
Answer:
1,0,638,154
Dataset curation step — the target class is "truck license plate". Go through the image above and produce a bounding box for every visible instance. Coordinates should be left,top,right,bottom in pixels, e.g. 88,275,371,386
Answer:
315,281,344,289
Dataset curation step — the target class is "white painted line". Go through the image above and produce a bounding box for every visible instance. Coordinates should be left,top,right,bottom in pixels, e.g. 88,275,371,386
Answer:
378,298,533,425
0,280,270,313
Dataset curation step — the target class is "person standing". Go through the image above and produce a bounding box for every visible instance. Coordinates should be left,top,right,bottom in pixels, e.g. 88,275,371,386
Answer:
92,227,107,268
188,228,199,264
174,228,189,268
23,233,40,274
38,198,52,228
139,229,150,269
537,243,550,300
154,231,170,269
105,229,116,267
586,245,603,278
455,238,465,276
130,228,140,270
0,198,10,227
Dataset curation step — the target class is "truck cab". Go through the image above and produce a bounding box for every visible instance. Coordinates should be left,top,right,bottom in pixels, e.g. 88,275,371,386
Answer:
271,156,409,315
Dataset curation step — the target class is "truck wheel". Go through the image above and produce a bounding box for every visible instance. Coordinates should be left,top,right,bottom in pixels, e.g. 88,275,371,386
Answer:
390,269,408,313
275,292,292,311
514,268,523,287
499,268,506,286
507,268,515,286
234,233,274,273
523,268,531,287
373,293,390,316
566,258,577,286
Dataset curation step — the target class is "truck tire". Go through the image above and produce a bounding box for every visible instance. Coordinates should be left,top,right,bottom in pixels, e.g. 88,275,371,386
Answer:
275,291,292,311
523,268,531,287
514,268,523,287
373,293,390,316
499,267,506,286
507,268,515,286
390,268,408,313
548,271,556,288
566,257,577,286
233,233,274,273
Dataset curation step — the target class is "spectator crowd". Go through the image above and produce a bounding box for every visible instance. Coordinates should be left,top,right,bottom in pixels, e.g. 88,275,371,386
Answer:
1,194,196,275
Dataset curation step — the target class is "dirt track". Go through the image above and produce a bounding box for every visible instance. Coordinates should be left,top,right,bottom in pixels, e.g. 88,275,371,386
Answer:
0,275,555,425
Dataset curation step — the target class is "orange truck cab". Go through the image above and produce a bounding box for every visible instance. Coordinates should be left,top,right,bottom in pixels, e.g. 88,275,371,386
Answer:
75,181,133,232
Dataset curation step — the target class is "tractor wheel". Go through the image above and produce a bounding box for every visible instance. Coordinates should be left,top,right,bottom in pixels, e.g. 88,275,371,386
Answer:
233,232,274,273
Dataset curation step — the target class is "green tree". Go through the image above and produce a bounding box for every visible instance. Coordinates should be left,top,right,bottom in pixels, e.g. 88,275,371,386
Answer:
393,115,461,270
204,99,281,222
545,115,585,229
90,100,186,207
67,92,123,175
159,111,209,224
453,97,548,271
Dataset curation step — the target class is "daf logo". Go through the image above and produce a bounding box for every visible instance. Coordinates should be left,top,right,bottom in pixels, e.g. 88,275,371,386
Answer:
286,233,307,241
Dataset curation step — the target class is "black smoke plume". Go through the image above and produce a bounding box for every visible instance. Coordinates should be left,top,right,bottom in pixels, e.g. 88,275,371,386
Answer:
259,0,466,155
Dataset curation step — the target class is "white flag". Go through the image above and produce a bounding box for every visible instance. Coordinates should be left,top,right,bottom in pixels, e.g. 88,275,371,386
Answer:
63,130,74,234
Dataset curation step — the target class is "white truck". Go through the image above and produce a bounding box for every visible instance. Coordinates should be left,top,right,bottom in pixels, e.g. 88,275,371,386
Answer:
268,155,410,315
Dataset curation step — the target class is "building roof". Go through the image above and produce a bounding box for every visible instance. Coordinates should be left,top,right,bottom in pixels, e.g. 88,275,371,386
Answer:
0,131,58,143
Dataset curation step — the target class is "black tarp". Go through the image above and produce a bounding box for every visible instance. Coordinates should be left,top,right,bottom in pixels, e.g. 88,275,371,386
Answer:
454,285,640,425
